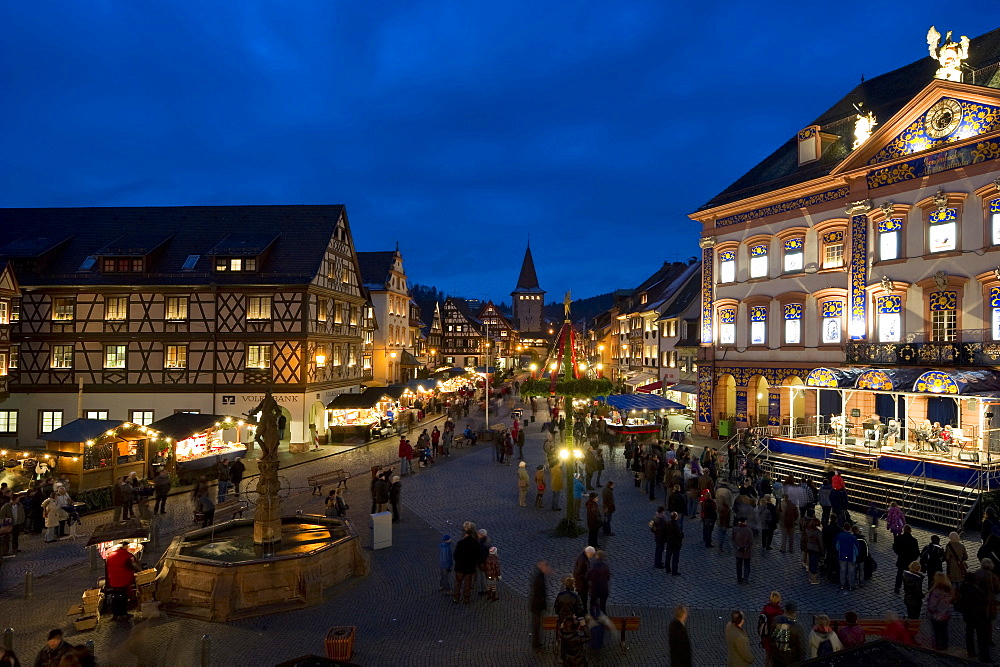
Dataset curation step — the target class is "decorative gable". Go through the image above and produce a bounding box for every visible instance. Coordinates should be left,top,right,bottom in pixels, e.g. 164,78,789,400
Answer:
868,98,1000,165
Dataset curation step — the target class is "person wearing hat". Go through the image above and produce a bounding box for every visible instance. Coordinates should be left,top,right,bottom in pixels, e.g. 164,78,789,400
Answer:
517,461,530,507
438,534,453,593
33,629,73,667
732,516,754,584
484,546,501,601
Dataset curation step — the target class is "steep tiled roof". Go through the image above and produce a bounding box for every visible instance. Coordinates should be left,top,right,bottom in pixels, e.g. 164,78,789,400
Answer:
512,244,544,293
356,251,397,290
699,27,1000,212
0,205,347,286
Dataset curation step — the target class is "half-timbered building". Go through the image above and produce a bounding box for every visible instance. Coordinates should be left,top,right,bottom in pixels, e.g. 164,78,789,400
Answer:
0,205,373,449
441,298,485,369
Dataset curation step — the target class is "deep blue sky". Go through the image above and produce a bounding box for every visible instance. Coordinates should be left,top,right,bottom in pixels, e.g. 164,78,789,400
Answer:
1,3,995,302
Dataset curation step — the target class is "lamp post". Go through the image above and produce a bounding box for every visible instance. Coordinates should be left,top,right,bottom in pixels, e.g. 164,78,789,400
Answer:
557,445,583,534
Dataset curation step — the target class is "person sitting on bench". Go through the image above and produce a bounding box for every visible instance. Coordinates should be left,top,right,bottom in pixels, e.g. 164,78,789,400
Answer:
463,425,477,446
862,414,881,445
928,422,949,453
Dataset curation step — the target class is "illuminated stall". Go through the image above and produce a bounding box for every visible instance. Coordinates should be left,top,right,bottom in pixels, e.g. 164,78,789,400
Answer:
599,394,686,436
41,419,155,493
148,413,249,473
326,387,408,441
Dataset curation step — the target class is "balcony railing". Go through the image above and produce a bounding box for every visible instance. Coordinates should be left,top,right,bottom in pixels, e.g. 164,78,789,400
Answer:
846,330,1000,366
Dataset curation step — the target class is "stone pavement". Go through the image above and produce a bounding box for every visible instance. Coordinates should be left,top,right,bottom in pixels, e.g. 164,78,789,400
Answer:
0,399,988,665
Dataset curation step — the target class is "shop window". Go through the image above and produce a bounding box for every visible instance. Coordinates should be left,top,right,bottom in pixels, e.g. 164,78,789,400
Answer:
719,308,736,345
878,219,902,261
750,306,767,345
105,296,128,321
130,410,154,426
0,410,17,435
929,290,957,342
783,238,804,273
928,207,958,253
718,250,736,283
991,199,1000,246
247,296,272,320
85,410,110,420
166,297,188,321
749,245,768,278
246,344,271,369
51,344,73,369
39,410,62,435
165,344,187,369
104,344,126,369
821,301,843,344
52,297,75,321
877,295,902,342
783,304,802,344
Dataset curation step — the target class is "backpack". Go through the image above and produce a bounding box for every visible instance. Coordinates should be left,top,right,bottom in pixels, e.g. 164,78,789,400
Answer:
757,613,770,645
816,637,835,657
771,619,794,658
921,544,944,572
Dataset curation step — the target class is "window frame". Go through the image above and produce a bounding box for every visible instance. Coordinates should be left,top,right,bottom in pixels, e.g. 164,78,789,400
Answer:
748,244,769,279
85,410,110,420
129,410,154,426
104,296,128,321
166,296,189,321
748,304,768,346
104,344,127,369
876,295,903,343
782,303,803,345
716,244,737,284
52,297,75,321
247,296,272,321
39,409,63,435
782,238,804,274
917,193,965,257
246,344,272,369
51,344,74,369
164,344,188,369
0,409,17,435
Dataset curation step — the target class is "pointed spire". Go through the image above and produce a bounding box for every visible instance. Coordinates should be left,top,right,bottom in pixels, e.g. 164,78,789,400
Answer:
515,244,540,290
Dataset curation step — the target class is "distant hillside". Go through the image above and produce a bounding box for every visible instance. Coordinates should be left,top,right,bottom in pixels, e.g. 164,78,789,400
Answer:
544,292,615,324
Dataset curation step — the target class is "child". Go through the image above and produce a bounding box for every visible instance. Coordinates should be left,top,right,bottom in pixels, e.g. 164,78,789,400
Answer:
866,501,882,543
485,546,501,601
325,489,338,517
438,534,453,592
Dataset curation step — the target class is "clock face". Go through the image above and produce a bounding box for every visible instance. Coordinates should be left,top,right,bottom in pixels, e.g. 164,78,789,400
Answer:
924,98,963,139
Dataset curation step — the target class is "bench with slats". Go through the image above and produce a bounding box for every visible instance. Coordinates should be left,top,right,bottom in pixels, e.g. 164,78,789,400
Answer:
308,469,350,495
194,498,246,523
541,615,640,652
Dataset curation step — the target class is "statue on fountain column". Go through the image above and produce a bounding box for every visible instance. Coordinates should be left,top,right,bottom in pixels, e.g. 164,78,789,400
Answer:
251,392,282,461
249,391,283,545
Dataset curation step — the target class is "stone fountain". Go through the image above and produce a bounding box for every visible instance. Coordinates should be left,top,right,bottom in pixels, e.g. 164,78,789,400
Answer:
156,391,368,621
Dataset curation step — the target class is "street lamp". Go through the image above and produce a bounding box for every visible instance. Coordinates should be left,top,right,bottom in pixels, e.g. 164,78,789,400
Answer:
529,362,538,379
558,446,584,530
596,363,603,379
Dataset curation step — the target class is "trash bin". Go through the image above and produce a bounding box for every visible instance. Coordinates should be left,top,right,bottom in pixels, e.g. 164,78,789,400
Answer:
325,626,357,660
370,511,392,550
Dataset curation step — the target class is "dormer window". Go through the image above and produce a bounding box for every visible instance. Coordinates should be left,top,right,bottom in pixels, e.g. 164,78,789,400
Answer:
102,257,143,273
640,293,648,305
215,257,257,272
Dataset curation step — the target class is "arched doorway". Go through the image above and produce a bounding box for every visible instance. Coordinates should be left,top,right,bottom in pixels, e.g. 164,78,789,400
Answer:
749,375,769,427
278,405,292,450
782,376,805,433
715,374,736,421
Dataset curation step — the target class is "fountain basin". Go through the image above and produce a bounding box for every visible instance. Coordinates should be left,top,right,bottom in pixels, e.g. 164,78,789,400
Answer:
156,514,368,622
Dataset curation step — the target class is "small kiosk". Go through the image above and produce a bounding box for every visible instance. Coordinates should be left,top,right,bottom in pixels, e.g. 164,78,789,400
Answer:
326,387,408,441
147,413,249,474
41,419,154,493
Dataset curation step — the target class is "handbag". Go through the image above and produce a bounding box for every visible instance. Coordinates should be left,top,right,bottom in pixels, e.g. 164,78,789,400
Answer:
0,519,12,536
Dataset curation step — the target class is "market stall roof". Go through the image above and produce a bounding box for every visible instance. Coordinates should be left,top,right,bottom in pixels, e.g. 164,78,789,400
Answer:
604,394,686,411
86,518,150,547
636,381,663,393
474,366,497,374
403,378,438,392
433,367,467,378
374,386,407,400
41,419,126,442
148,413,247,441
802,367,1000,395
327,392,381,410
623,372,657,387
665,383,697,394
398,350,420,367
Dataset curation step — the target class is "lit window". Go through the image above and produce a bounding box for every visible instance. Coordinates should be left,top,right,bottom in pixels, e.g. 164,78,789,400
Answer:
878,219,901,261
247,296,272,320
991,199,1000,245
0,410,17,435
40,410,62,434
929,290,957,342
821,301,843,344
719,308,736,345
104,344,127,369
230,258,243,271
10,300,19,322
246,345,271,369
783,304,802,344
0,300,7,324
51,344,74,369
0,352,6,376
991,288,1000,341
783,239,804,273
750,306,767,345
824,243,844,268
928,207,957,253
105,296,128,321
165,345,187,369
877,295,902,342
52,297,75,321
85,410,109,420
166,297,188,321
318,299,328,322
130,410,154,426
749,245,768,278
718,250,735,283
8,344,17,369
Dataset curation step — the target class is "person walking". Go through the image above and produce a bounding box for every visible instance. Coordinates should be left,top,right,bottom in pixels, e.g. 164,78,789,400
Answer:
517,461,530,507
230,457,245,497
33,629,73,667
652,506,669,569
601,481,616,536
886,501,906,538
779,495,799,553
959,571,991,662
893,524,920,594
530,560,552,650
926,572,954,651
550,460,563,511
153,469,171,515
945,531,968,586
807,614,843,658
733,517,753,584
920,534,946,580
484,546,501,601
452,525,479,604
758,495,777,554
216,458,232,503
668,605,692,667
586,550,611,616
585,492,602,549
389,475,402,523
726,610,754,667
0,493,26,557
573,546,594,611
902,560,925,619
836,522,859,591
701,490,717,547
665,512,684,575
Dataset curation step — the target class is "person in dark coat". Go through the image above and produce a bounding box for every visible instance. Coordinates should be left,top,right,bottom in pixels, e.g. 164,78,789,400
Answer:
585,492,601,549
601,481,616,536
586,550,611,616
701,491,717,547
530,561,552,649
452,524,479,604
33,629,73,667
652,507,669,569
152,469,171,515
230,457,245,497
389,476,402,522
668,605,692,667
553,577,584,620
959,571,991,662
373,473,390,512
665,512,684,575
573,546,594,612
892,524,920,594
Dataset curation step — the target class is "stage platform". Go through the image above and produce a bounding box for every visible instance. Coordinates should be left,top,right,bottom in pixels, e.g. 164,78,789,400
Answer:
754,435,1000,530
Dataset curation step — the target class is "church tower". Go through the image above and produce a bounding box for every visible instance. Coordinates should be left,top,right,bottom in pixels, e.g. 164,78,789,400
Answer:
511,244,545,333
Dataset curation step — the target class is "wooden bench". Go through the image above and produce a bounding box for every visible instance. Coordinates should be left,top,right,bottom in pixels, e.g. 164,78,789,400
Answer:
194,499,247,523
830,618,921,641
541,615,640,652
308,469,350,495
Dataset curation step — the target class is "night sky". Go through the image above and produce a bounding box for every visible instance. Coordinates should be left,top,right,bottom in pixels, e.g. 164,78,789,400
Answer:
1,3,995,302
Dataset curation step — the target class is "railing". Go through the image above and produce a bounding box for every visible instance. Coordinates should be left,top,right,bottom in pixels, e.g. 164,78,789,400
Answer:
846,329,1000,366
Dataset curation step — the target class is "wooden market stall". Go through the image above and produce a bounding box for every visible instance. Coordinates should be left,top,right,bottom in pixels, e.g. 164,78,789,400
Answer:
41,419,154,493
147,413,249,474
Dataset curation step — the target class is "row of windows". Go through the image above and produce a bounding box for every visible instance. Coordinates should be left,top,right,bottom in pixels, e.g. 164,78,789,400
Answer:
44,296,278,322
317,300,359,325
0,409,172,437
33,343,313,371
517,295,542,300
717,197,1000,283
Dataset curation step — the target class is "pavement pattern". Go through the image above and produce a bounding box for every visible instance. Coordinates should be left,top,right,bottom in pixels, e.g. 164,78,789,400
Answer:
0,400,988,665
